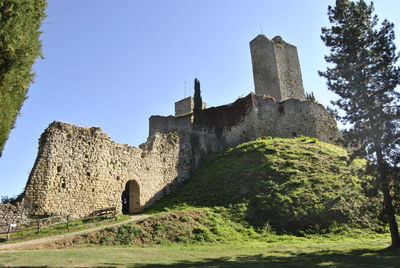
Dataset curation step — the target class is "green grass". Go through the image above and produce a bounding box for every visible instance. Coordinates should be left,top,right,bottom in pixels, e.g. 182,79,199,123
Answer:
148,136,382,234
51,137,389,249
0,214,130,243
55,209,258,247
47,208,390,249
0,237,398,267
0,137,396,267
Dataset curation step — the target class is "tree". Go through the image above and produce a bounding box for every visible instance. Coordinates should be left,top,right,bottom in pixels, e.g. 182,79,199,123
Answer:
320,0,400,248
193,78,203,125
306,91,316,102
0,0,47,157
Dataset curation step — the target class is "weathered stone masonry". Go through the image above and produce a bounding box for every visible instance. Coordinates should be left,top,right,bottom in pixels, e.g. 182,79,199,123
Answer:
22,93,338,218
14,34,341,219
23,122,193,217
250,35,305,101
151,93,338,148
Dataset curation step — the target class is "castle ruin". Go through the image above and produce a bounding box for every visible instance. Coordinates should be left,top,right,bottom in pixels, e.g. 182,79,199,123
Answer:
4,35,340,220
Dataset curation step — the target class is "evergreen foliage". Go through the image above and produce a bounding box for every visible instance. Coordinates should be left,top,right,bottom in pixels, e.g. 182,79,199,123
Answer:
193,78,203,125
305,91,316,102
0,0,47,156
319,0,400,248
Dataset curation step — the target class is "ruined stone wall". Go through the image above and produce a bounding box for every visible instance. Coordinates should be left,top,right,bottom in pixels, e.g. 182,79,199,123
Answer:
0,202,28,233
149,115,192,137
151,93,339,147
148,94,339,186
22,94,339,218
23,122,193,218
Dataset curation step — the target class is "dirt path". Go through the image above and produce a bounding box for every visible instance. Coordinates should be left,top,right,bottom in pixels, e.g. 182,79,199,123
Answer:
0,214,150,251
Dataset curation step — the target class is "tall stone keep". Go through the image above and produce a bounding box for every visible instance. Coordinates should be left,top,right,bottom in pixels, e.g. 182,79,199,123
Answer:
250,34,305,101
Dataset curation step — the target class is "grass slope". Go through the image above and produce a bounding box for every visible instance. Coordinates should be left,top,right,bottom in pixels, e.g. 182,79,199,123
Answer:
150,137,380,234
48,137,384,249
1,215,130,243
1,238,397,267
48,209,257,248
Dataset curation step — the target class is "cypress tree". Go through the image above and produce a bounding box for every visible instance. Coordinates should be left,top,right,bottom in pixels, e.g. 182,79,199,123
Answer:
193,78,203,125
320,0,400,248
0,0,47,156
306,91,316,102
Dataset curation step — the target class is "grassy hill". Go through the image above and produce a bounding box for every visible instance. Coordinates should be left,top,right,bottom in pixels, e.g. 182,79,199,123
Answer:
149,136,381,234
49,137,384,248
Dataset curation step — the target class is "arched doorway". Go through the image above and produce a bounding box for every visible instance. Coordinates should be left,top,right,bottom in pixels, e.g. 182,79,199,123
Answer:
121,180,140,214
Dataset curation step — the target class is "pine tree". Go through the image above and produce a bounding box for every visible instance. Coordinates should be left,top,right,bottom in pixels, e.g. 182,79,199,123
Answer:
320,0,400,248
0,0,47,156
193,78,203,125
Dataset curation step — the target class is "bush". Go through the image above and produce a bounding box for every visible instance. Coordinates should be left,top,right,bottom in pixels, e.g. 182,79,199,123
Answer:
114,224,143,245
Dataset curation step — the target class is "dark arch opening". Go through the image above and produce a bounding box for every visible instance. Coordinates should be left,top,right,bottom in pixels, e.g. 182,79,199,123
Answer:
121,180,141,214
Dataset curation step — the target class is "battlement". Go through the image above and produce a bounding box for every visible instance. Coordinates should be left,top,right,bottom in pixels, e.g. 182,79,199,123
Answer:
250,34,305,101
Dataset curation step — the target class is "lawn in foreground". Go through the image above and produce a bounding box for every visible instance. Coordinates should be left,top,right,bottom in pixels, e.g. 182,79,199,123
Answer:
0,237,399,267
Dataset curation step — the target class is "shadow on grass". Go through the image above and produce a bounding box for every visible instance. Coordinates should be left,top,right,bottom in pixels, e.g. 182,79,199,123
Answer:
121,248,400,268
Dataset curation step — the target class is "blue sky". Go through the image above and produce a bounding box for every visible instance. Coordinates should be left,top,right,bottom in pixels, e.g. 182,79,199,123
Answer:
1,0,400,197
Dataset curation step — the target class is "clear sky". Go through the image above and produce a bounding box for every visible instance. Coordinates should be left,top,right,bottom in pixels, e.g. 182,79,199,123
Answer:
1,0,400,198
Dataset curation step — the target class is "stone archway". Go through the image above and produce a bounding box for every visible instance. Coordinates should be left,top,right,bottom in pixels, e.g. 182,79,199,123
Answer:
121,180,141,214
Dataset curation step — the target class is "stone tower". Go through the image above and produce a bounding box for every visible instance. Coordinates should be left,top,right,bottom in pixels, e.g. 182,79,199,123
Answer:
250,34,305,101
174,97,207,117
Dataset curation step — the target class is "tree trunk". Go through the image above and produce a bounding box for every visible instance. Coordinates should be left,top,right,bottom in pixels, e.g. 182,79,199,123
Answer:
376,149,400,249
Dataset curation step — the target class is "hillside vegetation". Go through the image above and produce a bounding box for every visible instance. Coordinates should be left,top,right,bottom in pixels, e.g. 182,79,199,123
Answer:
150,136,381,234
53,137,386,248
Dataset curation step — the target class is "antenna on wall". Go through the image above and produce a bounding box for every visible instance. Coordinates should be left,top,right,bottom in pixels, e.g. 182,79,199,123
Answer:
260,24,264,34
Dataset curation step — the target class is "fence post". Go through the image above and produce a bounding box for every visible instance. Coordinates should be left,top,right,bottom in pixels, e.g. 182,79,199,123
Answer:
37,220,40,234
6,225,11,241
92,212,95,223
66,215,70,230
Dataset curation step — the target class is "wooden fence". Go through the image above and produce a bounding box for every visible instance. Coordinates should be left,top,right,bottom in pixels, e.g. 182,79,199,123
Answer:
0,206,117,241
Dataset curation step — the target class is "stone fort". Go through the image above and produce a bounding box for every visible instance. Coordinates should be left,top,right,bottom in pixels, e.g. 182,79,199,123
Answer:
10,35,339,219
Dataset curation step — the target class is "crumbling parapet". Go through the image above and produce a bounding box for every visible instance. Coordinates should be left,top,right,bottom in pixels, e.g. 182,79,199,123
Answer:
150,93,339,147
